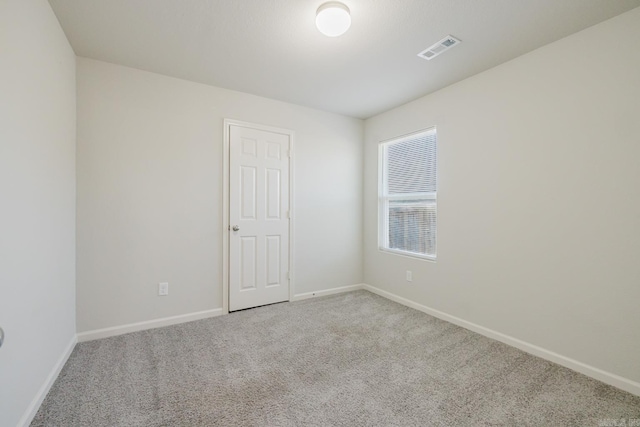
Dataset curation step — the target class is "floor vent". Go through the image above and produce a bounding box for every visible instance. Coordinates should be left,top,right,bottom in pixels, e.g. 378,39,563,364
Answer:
418,35,461,60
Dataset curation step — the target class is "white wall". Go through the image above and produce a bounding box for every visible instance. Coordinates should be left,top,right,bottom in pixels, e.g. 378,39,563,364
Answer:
76,58,363,333
364,8,640,386
0,1,77,426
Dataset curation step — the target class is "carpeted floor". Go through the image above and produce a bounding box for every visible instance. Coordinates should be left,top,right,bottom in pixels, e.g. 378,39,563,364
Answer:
32,290,640,426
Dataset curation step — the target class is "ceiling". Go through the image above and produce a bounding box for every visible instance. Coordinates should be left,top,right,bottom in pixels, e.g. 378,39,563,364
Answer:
48,0,640,119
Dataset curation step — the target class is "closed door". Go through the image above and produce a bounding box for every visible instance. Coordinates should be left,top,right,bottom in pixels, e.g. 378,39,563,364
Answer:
229,125,290,311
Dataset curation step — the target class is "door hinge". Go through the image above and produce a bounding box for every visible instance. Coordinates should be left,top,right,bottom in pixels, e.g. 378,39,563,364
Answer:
286,211,290,219
286,272,290,280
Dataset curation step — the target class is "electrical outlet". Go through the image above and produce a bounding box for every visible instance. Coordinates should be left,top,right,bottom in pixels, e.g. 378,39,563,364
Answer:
158,282,169,296
406,271,413,282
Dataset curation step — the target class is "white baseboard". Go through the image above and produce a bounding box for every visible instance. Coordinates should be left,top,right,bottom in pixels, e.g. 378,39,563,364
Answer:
18,334,77,427
362,283,640,397
77,308,224,342
292,283,365,301
78,286,369,342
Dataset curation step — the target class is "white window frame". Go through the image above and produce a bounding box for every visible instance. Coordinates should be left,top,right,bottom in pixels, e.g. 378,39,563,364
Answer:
378,127,437,261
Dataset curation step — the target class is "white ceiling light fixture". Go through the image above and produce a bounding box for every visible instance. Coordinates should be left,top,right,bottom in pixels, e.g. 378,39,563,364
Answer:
316,2,351,37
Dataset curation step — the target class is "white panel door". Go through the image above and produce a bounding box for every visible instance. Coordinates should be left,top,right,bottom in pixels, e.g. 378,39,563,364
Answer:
229,125,290,311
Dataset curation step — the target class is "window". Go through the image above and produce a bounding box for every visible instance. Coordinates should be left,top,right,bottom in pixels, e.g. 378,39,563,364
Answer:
379,128,437,260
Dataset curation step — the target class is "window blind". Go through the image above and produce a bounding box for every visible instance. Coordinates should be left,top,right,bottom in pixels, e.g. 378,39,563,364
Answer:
380,129,437,259
386,132,436,194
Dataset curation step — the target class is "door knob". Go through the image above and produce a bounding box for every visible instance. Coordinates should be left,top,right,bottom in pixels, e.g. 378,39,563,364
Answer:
232,225,240,231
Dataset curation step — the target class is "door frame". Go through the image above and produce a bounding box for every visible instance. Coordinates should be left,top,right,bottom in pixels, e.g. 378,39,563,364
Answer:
222,118,295,314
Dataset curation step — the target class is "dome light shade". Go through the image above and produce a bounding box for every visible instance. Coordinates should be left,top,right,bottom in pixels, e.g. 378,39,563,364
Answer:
316,2,351,37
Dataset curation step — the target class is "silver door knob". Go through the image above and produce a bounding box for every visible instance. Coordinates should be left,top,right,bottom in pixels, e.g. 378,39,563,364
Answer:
232,225,240,231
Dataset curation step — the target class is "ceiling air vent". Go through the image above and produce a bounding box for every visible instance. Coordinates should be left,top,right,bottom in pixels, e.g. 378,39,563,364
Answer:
418,35,461,60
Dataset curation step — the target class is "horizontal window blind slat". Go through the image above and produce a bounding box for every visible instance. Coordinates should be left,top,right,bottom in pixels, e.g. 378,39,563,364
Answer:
383,193,436,201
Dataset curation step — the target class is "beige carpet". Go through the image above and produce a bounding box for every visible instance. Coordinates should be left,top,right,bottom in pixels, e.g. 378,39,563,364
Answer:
32,290,640,426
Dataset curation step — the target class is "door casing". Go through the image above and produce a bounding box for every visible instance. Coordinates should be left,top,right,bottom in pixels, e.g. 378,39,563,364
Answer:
222,118,295,314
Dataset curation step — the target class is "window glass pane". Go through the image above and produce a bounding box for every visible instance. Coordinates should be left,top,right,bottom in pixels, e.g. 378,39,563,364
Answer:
386,132,436,194
388,200,436,257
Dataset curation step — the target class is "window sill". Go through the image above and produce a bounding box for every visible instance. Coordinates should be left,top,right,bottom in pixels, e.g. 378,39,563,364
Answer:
378,247,437,262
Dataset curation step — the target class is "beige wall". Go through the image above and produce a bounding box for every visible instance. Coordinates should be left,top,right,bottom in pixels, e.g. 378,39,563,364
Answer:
364,8,640,384
0,1,77,425
76,58,363,332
